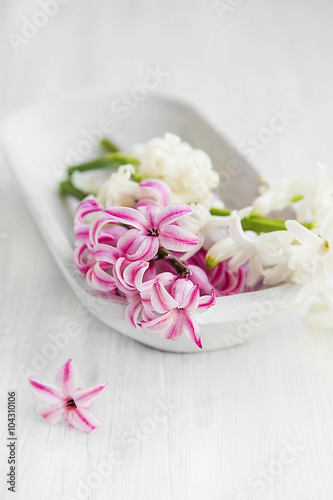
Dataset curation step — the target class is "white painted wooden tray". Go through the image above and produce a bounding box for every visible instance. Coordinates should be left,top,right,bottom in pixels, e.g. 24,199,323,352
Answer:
0,90,312,352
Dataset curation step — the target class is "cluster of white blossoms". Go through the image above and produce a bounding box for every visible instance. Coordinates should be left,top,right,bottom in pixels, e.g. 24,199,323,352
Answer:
206,163,333,327
128,133,220,207
76,133,221,209
252,163,333,223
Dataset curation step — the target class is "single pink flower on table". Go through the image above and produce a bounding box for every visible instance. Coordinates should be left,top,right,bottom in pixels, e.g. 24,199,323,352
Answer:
29,359,107,432
103,204,199,261
142,278,216,349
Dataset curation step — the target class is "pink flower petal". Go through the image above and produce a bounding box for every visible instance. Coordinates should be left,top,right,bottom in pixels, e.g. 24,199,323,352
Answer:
56,359,78,397
137,204,160,225
182,312,202,348
74,199,102,226
73,243,90,274
171,279,195,306
93,243,120,264
74,226,90,244
74,382,108,407
117,229,159,261
123,260,149,291
160,311,183,341
155,204,192,229
89,214,115,246
66,408,101,432
113,258,135,293
151,282,178,313
138,179,171,207
187,264,213,295
159,225,199,252
125,297,143,328
142,310,175,333
197,290,216,312
104,206,148,230
29,379,64,403
86,263,117,292
38,402,65,423
180,284,200,311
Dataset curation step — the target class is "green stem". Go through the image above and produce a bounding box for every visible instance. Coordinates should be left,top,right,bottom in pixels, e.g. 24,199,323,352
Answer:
100,137,120,153
59,179,87,200
210,208,314,233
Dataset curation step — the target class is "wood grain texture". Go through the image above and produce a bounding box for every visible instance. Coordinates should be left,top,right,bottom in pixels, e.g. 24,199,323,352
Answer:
1,0,333,499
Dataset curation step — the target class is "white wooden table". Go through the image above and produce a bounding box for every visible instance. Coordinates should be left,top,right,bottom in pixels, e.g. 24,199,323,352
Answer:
1,0,333,498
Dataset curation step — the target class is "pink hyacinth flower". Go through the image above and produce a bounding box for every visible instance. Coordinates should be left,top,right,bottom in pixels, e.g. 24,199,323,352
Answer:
142,278,216,349
186,249,247,296
136,179,171,207
113,257,176,328
74,200,126,275
103,204,199,261
29,359,107,432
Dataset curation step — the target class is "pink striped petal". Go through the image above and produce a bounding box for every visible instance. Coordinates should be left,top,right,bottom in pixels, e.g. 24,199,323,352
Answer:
137,204,159,226
104,206,148,230
180,284,200,311
89,215,116,246
29,379,64,403
93,243,120,264
117,229,159,261
197,290,216,312
182,312,202,348
74,199,102,226
73,243,90,274
74,226,90,244
113,258,134,293
125,297,143,328
160,311,184,341
171,279,195,306
56,359,78,396
187,264,212,295
159,225,199,252
142,310,175,333
74,382,108,407
155,204,192,229
66,408,101,432
86,263,117,292
38,402,65,423
151,282,178,313
138,179,171,207
123,260,150,291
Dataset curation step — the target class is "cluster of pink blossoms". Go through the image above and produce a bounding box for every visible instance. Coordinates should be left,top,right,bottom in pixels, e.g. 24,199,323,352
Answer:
73,179,246,348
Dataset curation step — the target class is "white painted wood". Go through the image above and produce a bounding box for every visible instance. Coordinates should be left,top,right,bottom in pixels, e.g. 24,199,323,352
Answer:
1,0,333,498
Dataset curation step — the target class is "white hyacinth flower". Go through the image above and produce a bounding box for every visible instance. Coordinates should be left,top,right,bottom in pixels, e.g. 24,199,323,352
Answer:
206,210,298,287
295,163,333,222
253,163,333,223
283,208,333,288
206,211,265,286
96,164,138,207
178,204,228,260
253,174,309,217
128,132,220,208
71,169,113,195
